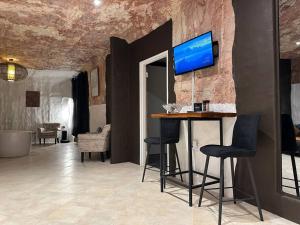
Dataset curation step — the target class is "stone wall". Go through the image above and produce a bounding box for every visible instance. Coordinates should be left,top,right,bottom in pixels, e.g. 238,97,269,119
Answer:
171,0,236,105
92,0,236,107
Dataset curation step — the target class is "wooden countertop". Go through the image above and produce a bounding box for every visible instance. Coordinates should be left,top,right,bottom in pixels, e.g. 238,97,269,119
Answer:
150,112,237,119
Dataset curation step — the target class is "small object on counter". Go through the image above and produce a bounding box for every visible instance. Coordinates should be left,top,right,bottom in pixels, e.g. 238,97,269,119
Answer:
180,105,194,113
203,100,210,111
162,104,173,112
194,103,203,112
162,104,182,113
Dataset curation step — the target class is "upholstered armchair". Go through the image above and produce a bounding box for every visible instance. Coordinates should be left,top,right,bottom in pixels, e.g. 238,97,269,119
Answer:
37,123,60,144
78,124,111,162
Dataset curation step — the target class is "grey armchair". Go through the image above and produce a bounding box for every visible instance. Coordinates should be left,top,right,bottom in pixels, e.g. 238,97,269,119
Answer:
37,123,60,144
78,124,111,162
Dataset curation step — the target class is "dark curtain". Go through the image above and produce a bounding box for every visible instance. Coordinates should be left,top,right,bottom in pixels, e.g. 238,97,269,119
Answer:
72,72,90,137
279,59,292,115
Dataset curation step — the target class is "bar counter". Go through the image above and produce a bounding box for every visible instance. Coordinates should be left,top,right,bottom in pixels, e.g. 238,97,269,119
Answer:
150,112,237,206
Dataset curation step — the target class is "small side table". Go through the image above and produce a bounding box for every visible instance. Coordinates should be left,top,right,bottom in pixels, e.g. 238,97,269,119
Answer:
61,130,69,143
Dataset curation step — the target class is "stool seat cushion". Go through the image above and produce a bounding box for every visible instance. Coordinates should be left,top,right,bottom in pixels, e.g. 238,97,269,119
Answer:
282,140,300,155
144,137,178,145
200,145,256,158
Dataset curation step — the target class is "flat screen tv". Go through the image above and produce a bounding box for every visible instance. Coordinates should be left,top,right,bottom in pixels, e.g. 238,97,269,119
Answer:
173,31,214,75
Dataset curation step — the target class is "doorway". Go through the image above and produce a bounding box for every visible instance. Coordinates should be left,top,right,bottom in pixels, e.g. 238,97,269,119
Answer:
139,51,169,166
146,59,167,167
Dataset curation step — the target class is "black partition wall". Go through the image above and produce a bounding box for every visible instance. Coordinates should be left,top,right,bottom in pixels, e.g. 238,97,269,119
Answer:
110,37,131,163
232,0,300,223
109,20,174,164
129,20,174,164
105,54,111,125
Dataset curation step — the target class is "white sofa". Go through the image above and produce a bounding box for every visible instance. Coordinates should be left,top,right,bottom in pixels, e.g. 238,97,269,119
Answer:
0,130,32,157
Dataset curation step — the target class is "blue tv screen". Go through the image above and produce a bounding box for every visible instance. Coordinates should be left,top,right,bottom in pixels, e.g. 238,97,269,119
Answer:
173,31,214,75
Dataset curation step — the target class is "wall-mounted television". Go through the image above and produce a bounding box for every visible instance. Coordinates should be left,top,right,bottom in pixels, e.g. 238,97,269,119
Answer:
173,31,214,75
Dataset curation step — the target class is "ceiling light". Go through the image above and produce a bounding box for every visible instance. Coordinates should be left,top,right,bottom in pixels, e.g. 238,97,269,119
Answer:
296,41,300,46
7,63,16,82
0,59,28,82
94,0,102,6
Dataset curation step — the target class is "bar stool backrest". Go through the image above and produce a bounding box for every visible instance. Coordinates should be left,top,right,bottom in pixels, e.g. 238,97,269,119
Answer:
281,114,298,153
231,114,260,151
161,119,181,143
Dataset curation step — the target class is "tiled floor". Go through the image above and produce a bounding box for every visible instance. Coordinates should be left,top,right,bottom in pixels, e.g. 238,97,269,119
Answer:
0,143,297,225
282,153,300,196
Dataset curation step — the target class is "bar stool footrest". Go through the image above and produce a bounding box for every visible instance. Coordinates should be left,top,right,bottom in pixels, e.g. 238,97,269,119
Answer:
204,189,256,203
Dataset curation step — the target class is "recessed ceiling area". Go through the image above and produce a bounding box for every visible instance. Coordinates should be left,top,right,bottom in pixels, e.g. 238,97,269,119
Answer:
0,0,172,70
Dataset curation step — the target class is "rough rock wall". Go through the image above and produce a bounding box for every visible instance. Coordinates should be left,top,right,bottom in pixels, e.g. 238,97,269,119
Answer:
91,0,236,106
171,0,236,105
0,0,172,71
280,0,300,59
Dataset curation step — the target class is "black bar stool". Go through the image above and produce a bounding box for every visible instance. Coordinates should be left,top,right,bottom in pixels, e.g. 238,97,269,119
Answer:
281,114,300,197
198,114,263,225
142,119,183,183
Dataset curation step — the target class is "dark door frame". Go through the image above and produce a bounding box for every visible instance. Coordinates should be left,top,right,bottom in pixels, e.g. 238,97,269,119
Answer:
232,0,300,223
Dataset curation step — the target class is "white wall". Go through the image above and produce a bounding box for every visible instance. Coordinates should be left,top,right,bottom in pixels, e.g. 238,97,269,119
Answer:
89,104,106,132
291,83,300,124
0,69,77,139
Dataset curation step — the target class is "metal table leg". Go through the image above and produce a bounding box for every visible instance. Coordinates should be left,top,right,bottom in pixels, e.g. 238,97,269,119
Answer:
219,118,225,197
160,118,164,193
219,118,223,146
188,118,193,206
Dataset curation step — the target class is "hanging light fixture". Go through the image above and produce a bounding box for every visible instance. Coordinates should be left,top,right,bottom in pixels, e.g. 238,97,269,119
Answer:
0,59,28,82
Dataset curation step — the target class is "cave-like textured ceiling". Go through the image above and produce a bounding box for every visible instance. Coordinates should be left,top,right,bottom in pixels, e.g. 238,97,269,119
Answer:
0,0,172,70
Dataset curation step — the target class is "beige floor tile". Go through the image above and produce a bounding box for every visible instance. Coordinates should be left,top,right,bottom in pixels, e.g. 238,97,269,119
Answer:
0,143,297,225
